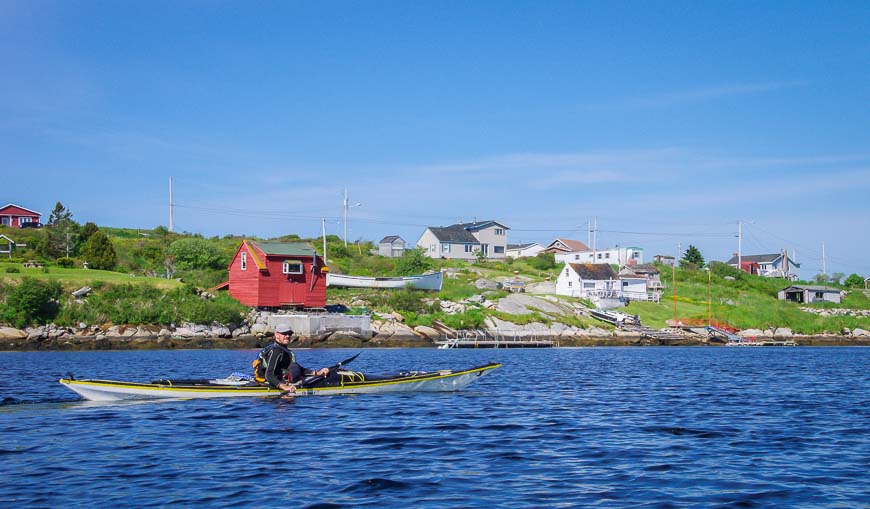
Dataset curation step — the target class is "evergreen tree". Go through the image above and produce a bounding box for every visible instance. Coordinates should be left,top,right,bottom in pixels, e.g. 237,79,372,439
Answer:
79,222,99,245
42,202,79,259
680,245,705,268
82,230,117,270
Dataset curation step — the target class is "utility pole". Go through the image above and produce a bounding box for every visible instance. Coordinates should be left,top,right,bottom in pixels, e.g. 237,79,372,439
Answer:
677,241,682,262
66,232,71,258
343,188,348,248
822,242,826,276
593,216,598,257
586,218,591,248
322,218,327,263
737,220,743,271
169,176,174,232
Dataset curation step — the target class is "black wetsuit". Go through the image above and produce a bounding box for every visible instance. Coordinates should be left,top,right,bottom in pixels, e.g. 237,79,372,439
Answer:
261,343,308,388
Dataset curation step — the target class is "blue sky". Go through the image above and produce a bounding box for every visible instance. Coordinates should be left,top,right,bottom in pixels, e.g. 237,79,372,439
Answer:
2,1,869,276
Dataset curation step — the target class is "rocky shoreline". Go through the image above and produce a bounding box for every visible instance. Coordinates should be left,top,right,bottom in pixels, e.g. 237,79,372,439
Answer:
1,326,868,351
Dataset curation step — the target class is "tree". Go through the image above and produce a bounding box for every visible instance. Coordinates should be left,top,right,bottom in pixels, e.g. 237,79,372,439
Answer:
167,238,225,270
680,245,705,268
81,230,117,270
1,277,62,328
42,202,79,258
393,248,432,276
79,222,99,245
843,273,864,288
830,272,845,285
813,273,829,285
474,248,488,264
528,251,557,270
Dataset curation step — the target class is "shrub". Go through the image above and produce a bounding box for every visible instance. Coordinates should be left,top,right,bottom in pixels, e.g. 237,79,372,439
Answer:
168,238,226,270
82,231,117,270
56,257,75,268
1,277,62,328
528,252,557,270
387,289,430,313
393,248,432,276
5,267,20,273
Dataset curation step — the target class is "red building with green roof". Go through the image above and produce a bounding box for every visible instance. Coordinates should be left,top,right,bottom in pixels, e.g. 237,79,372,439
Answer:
222,240,327,308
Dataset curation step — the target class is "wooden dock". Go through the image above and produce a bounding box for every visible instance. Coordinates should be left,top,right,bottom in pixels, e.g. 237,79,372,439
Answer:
434,329,555,349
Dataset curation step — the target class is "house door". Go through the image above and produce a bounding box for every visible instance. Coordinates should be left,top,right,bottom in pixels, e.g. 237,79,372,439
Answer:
481,244,489,256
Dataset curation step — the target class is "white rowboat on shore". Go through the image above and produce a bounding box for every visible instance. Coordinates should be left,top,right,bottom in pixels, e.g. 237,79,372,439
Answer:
326,271,443,290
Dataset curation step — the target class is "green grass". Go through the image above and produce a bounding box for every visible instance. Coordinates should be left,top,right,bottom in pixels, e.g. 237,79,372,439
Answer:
0,262,181,289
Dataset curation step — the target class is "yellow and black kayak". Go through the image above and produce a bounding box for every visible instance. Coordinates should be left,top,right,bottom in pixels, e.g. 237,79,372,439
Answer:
59,363,501,401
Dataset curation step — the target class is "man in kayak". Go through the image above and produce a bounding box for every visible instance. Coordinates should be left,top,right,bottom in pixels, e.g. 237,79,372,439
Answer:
257,326,330,393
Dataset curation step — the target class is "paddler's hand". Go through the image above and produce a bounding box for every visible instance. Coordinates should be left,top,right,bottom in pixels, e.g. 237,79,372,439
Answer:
278,383,296,393
314,368,330,377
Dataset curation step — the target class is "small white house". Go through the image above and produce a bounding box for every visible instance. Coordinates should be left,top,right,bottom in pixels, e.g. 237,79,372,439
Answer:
378,236,406,258
778,285,843,304
653,254,675,266
417,220,509,260
556,263,621,299
506,242,545,258
619,264,663,292
556,246,644,266
544,238,590,254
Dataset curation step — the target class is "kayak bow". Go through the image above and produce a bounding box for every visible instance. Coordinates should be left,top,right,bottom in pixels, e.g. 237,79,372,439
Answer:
58,363,501,401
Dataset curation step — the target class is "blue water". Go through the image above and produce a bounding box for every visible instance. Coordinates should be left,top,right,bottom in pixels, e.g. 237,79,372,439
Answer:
1,347,867,508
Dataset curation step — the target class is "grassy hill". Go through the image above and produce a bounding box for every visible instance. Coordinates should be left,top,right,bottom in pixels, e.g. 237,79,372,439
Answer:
1,223,867,334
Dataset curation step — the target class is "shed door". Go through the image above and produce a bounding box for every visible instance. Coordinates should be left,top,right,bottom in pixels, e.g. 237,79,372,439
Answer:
279,271,307,305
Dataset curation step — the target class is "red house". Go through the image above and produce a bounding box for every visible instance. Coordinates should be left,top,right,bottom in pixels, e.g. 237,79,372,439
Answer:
0,203,41,228
223,240,327,308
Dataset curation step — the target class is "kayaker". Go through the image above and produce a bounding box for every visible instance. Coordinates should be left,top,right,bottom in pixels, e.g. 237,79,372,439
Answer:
256,326,330,393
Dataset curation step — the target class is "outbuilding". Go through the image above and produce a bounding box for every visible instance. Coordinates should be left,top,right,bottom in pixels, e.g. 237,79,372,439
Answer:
378,235,406,258
224,240,327,308
778,285,843,304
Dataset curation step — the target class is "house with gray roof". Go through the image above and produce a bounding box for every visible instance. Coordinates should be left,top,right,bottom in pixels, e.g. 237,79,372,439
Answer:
417,220,509,260
726,251,800,280
778,285,843,304
378,235,406,258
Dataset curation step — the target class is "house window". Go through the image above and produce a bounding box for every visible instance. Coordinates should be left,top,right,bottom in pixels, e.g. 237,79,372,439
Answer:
622,281,629,287
495,228,504,235
568,281,572,287
283,261,303,274
241,252,247,270
583,282,596,288
605,253,610,259
494,246,504,254
0,217,9,226
632,251,640,259
564,268,569,276
574,254,580,260
19,217,32,226
430,244,436,253
597,253,602,259
442,244,450,253
465,244,474,253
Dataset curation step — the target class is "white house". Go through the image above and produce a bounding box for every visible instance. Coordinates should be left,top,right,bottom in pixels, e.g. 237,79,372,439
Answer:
726,251,800,280
506,242,545,258
557,263,659,308
778,285,842,304
556,246,644,266
417,220,509,260
653,254,675,266
378,235,406,258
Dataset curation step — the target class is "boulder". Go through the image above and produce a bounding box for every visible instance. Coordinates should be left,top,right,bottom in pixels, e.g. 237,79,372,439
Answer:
497,293,569,316
158,329,172,338
738,329,764,338
474,278,499,290
773,327,793,338
852,328,870,337
173,327,196,338
525,282,555,295
0,327,25,340
390,311,405,323
413,326,441,339
211,326,232,338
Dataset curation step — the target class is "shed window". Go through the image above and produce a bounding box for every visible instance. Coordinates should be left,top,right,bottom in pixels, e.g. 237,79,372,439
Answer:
283,261,303,274
241,252,247,270
815,292,824,299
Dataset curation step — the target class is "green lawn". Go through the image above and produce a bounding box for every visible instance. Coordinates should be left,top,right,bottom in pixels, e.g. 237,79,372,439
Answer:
0,262,182,289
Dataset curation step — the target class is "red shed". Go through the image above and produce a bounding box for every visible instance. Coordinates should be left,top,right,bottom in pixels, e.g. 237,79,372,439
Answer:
0,203,42,228
226,240,327,308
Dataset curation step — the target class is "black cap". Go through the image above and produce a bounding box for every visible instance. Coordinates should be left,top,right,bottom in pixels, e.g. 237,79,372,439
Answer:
275,326,294,336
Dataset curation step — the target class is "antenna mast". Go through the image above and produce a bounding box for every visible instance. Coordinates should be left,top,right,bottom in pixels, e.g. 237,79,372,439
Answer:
169,176,174,232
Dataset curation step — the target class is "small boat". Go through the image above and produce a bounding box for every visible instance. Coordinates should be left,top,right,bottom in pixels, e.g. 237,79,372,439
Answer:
326,271,443,290
59,363,501,401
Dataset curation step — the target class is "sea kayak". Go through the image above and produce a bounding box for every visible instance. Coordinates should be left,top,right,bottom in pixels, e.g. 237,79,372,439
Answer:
58,363,501,401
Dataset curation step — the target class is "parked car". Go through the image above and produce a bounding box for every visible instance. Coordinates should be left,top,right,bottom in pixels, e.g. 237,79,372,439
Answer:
20,222,43,229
